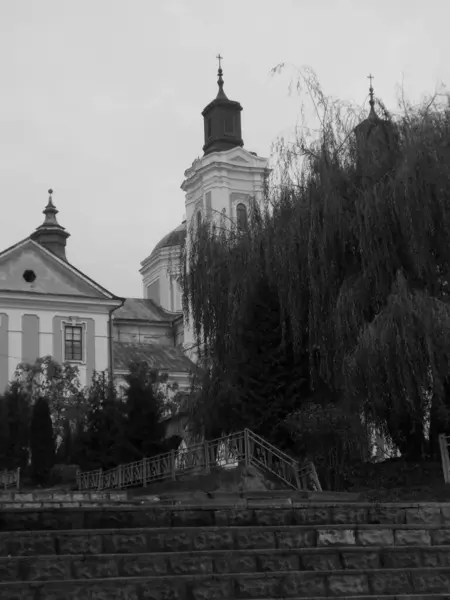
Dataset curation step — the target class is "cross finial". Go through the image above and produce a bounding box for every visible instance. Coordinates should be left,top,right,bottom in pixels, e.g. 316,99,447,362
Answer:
216,54,223,70
367,73,374,88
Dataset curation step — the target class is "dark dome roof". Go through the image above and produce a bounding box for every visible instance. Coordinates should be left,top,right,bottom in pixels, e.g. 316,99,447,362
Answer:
150,222,186,259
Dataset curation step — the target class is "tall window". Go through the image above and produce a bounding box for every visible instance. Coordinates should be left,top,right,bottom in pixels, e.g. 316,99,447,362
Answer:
196,210,202,228
224,116,235,134
64,325,82,361
236,203,248,231
207,118,212,138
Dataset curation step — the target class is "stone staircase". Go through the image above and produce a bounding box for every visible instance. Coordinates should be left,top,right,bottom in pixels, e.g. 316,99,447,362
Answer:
1,492,450,599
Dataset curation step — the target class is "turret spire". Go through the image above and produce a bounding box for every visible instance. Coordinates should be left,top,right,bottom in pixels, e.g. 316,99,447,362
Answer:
31,189,70,260
201,56,244,155
367,73,377,121
216,53,227,100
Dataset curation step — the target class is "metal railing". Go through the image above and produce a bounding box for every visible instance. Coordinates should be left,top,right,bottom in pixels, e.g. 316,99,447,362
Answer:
0,468,20,490
439,433,450,483
77,428,321,493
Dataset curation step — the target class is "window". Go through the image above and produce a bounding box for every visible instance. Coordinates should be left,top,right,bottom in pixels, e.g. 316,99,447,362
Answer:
207,118,212,138
224,116,235,135
236,203,248,231
64,325,83,361
196,210,202,227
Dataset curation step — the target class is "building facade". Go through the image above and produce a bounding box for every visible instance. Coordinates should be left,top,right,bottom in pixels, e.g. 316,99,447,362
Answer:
140,63,269,359
0,192,124,392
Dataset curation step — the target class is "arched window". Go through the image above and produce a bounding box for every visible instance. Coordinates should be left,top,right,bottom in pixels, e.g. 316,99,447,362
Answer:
196,210,202,228
236,203,248,231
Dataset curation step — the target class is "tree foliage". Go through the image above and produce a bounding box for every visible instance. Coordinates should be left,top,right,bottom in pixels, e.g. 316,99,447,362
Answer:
181,65,450,462
30,397,55,485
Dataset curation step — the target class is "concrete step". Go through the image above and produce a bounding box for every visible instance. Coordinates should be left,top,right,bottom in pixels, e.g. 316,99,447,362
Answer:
1,525,450,557
0,567,449,598
1,546,450,581
0,490,129,502
1,502,450,531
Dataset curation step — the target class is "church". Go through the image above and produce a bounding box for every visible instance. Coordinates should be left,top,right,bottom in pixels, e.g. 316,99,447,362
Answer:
0,61,268,394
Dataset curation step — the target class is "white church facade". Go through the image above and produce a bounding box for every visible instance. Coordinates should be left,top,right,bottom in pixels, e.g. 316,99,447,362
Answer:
0,63,268,394
140,62,268,359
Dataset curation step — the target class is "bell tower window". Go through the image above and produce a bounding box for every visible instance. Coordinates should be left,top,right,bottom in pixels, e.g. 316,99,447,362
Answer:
224,116,235,135
207,118,212,139
196,210,202,228
236,203,248,231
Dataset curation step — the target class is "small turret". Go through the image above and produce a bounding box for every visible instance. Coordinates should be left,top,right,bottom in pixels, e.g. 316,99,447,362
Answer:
202,55,244,155
31,189,70,260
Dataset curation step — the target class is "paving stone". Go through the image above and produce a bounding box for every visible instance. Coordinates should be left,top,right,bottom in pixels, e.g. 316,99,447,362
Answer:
331,506,368,525
383,548,422,568
254,508,292,526
215,509,254,526
236,575,280,598
169,554,213,574
237,529,276,549
0,558,19,581
282,572,327,597
214,553,257,573
72,555,119,579
412,569,450,593
9,534,55,556
121,554,168,576
422,548,450,567
193,530,234,551
356,527,394,546
301,550,341,571
341,550,380,570
371,569,413,594
173,509,215,527
277,529,316,548
103,532,148,554
27,556,71,581
395,528,432,546
405,506,442,526
369,506,406,524
59,533,103,555
293,507,331,525
431,528,450,544
258,552,299,572
317,528,356,546
328,573,370,596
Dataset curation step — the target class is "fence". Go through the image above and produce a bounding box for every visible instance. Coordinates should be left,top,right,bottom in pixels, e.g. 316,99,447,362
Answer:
77,428,321,493
0,468,20,490
439,433,450,483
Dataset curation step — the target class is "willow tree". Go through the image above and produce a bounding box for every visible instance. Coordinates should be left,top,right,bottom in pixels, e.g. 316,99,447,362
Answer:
181,65,450,460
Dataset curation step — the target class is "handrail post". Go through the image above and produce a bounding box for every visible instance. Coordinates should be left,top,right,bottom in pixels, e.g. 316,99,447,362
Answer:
117,465,122,489
244,429,250,466
171,450,176,481
204,441,210,474
98,468,103,491
142,457,147,487
439,434,450,484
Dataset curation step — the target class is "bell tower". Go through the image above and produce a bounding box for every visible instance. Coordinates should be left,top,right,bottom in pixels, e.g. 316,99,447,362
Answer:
202,55,244,155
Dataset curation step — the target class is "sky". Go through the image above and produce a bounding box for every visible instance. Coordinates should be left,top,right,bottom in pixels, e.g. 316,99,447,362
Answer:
0,0,449,297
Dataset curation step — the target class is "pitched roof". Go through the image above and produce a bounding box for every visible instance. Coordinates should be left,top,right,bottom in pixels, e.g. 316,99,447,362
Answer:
113,341,196,373
0,237,122,301
113,298,180,322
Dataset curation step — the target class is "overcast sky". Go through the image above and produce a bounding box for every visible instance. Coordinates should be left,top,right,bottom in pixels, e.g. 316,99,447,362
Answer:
1,0,448,298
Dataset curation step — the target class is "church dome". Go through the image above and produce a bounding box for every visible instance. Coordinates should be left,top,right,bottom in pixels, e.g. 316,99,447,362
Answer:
150,222,186,260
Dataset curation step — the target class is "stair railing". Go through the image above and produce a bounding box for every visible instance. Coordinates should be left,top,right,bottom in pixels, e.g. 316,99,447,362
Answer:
0,467,20,490
439,433,450,483
77,429,321,492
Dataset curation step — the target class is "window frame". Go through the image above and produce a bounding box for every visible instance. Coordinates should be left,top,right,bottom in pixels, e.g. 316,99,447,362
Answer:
63,324,84,362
